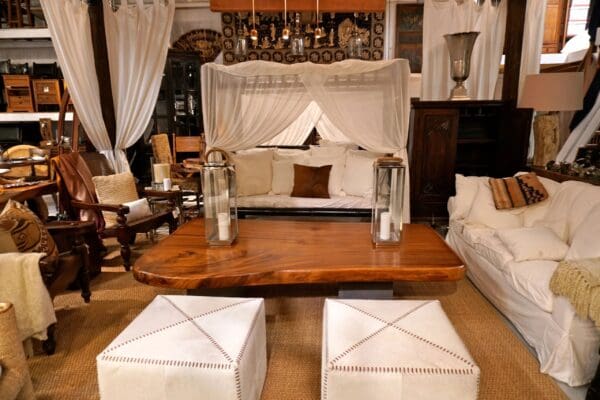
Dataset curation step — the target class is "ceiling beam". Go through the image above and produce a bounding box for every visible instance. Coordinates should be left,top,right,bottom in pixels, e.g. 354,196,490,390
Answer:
209,0,386,12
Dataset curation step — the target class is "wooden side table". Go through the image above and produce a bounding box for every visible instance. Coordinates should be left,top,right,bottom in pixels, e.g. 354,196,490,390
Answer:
2,74,34,112
32,79,61,112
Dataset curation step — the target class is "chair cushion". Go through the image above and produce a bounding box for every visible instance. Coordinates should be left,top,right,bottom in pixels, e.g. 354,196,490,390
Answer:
0,199,58,258
232,149,274,196
496,227,569,262
291,164,331,198
489,173,548,209
92,172,139,228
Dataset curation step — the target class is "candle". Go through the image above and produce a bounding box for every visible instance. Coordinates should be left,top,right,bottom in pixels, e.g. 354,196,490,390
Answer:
163,178,172,191
217,212,230,241
153,163,170,183
380,211,391,240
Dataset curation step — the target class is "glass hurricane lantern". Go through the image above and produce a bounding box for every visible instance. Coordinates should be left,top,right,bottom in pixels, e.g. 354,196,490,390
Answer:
371,157,406,246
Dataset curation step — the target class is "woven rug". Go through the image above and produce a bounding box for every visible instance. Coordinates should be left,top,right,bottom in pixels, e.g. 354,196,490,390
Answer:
27,238,566,399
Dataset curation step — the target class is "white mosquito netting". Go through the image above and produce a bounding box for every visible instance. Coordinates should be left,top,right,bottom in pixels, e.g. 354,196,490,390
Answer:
201,59,412,219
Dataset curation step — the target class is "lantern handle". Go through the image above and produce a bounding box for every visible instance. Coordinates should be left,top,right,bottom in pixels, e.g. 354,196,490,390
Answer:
205,148,232,164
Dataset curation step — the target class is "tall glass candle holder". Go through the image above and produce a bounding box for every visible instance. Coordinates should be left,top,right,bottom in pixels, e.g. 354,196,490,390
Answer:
371,157,406,246
202,148,238,246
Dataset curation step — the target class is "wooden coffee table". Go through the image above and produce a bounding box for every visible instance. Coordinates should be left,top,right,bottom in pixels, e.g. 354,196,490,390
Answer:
134,219,464,297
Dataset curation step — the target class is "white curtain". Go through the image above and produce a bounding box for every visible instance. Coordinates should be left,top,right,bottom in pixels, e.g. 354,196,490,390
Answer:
421,0,507,100
202,59,411,220
262,101,322,146
40,0,112,158
103,0,175,173
519,0,547,102
556,95,600,162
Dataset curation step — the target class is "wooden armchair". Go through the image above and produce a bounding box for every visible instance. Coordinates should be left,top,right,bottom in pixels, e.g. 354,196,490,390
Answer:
51,152,178,271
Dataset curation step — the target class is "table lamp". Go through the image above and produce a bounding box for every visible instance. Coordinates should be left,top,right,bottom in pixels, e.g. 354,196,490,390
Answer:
518,72,583,167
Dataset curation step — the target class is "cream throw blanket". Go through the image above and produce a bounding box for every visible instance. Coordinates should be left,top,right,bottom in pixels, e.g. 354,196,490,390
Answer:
0,253,57,341
550,258,600,328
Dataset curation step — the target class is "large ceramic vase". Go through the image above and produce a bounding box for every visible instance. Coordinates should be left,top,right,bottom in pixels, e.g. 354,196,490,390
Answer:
444,31,480,100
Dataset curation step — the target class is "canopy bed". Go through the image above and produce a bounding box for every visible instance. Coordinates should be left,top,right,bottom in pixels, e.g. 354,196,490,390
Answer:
201,59,412,221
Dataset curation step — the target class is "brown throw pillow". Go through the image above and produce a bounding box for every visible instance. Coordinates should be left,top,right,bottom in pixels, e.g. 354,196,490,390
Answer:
291,164,332,198
489,173,549,210
0,199,58,257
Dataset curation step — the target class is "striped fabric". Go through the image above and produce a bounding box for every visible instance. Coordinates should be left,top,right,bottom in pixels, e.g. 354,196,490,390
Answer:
489,173,548,210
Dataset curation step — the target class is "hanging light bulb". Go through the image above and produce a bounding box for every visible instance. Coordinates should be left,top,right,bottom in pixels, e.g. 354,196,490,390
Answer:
314,0,323,39
346,13,362,59
290,12,305,56
234,13,247,58
282,0,290,40
250,0,258,41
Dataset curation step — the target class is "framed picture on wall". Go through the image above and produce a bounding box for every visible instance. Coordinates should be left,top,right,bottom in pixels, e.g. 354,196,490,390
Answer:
395,4,423,73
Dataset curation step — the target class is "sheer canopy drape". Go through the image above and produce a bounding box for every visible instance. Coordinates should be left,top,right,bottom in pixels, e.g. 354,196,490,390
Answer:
40,0,112,158
201,59,411,220
103,0,175,173
422,0,507,100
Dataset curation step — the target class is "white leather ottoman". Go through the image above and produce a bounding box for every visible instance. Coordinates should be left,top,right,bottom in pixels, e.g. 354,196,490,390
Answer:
97,295,266,400
322,299,479,400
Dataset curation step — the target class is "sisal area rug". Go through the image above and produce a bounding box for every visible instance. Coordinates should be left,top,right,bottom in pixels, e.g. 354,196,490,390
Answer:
27,237,566,399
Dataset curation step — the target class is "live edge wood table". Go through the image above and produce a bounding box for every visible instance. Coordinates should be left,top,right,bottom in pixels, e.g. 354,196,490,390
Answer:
134,219,464,298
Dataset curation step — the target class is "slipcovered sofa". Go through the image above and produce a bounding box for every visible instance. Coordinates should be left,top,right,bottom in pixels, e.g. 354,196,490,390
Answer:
231,144,380,217
446,174,600,386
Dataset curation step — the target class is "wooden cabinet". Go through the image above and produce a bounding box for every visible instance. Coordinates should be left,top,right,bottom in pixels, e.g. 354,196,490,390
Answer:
148,50,203,137
2,74,34,112
409,100,530,223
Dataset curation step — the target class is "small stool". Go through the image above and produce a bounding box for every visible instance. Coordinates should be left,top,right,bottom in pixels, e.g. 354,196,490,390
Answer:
322,299,480,400
97,295,267,400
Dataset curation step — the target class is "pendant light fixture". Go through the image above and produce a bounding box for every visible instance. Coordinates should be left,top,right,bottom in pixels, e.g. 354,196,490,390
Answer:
234,12,247,58
250,0,258,41
290,12,305,56
314,0,323,39
347,12,362,59
282,0,290,40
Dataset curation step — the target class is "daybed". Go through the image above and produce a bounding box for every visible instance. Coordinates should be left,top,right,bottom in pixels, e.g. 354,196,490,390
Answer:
231,144,377,218
446,174,600,386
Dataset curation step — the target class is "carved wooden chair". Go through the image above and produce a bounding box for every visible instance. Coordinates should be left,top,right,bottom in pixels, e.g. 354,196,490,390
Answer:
51,152,178,271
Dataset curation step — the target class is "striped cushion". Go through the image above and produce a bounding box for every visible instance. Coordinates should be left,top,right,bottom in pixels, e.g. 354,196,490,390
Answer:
489,173,548,210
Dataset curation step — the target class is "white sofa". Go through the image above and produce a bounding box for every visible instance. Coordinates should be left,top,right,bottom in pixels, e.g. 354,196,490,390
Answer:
231,144,380,215
446,174,600,386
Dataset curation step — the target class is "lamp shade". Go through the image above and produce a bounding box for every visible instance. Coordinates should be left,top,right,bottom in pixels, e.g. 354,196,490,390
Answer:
518,72,584,112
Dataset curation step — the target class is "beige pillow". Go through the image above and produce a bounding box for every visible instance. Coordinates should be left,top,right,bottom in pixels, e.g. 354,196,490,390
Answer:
92,172,139,227
466,181,523,229
342,150,378,198
272,152,309,195
0,199,58,257
232,149,274,196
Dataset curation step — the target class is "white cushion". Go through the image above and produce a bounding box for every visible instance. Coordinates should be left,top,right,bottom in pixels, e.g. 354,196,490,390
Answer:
521,176,561,227
567,202,600,260
536,181,600,243
322,299,479,400
273,148,308,160
450,175,486,221
123,198,152,223
310,144,348,158
232,149,274,196
236,193,371,209
307,154,345,196
465,180,523,229
97,295,266,400
462,226,514,272
341,150,378,198
504,260,559,312
496,227,569,262
271,152,309,195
